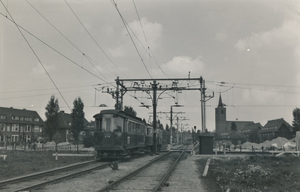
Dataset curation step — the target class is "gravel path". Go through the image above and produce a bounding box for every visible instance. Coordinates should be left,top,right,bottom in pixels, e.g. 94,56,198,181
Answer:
160,153,208,192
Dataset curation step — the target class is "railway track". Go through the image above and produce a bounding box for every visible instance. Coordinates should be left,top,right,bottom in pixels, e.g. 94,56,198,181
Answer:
0,152,151,192
97,149,188,192
0,160,109,192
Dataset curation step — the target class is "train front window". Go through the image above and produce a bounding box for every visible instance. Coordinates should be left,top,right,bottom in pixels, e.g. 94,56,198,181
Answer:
113,116,123,132
102,117,111,132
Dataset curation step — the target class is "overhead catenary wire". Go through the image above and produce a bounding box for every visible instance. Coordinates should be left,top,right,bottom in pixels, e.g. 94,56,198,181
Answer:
0,88,93,100
0,1,71,111
132,0,169,78
121,16,169,78
111,0,152,78
207,81,300,94
0,11,107,82
132,0,149,49
0,84,98,94
64,0,127,78
25,0,110,81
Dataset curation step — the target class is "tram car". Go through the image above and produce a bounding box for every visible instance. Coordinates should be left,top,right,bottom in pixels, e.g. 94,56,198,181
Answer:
93,109,163,159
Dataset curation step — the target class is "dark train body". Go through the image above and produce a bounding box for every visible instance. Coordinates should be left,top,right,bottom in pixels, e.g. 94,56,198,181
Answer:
93,109,163,159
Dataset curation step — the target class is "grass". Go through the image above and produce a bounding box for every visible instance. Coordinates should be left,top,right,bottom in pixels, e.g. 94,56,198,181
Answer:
0,150,94,181
197,155,300,192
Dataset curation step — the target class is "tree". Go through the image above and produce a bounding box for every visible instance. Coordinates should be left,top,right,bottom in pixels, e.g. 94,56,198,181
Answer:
124,105,137,116
292,108,300,134
231,122,237,131
45,95,60,141
157,119,164,130
248,129,260,143
71,97,85,153
165,124,170,131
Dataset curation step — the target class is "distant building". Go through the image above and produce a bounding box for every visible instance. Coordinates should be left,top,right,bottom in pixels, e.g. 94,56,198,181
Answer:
215,95,254,137
240,123,263,142
0,107,44,144
56,111,89,143
259,118,293,140
215,94,293,142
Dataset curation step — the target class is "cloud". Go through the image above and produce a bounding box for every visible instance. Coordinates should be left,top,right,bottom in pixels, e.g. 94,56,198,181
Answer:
235,19,300,54
127,17,163,50
158,56,204,77
108,18,162,58
234,19,300,86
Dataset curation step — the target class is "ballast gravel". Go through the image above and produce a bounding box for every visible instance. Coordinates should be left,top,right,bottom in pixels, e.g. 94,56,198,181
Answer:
34,152,208,192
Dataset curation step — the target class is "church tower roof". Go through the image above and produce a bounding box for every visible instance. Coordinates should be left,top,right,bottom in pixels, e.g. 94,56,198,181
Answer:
218,94,223,107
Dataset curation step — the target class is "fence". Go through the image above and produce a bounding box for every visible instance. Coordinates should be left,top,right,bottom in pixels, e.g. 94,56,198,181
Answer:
0,143,94,153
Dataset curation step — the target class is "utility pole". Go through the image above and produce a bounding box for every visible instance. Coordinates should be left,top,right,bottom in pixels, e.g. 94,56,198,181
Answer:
176,116,189,145
170,106,173,145
152,80,158,154
154,106,184,146
177,117,179,145
200,77,204,132
200,78,214,132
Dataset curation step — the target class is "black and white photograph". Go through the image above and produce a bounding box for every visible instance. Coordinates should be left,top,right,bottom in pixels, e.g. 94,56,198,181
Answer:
0,0,300,191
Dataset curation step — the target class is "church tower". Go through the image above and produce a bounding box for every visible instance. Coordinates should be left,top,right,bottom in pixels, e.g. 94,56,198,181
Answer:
215,94,227,134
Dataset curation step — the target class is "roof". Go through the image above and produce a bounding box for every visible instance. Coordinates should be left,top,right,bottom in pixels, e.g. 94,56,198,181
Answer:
240,123,263,132
217,94,224,107
225,121,254,131
93,109,142,122
264,118,291,128
0,107,44,125
260,118,292,133
57,111,89,129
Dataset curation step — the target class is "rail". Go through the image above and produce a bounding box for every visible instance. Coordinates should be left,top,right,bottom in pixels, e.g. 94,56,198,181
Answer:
96,151,172,192
153,149,188,191
13,163,110,192
0,159,98,187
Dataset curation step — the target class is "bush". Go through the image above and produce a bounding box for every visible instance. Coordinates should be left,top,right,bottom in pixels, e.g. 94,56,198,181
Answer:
83,134,94,148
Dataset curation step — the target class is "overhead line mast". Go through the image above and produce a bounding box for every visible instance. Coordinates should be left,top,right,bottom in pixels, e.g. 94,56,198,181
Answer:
109,76,213,154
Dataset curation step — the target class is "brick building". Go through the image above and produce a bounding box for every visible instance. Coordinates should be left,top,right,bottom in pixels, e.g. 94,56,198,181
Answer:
259,118,293,140
0,107,44,144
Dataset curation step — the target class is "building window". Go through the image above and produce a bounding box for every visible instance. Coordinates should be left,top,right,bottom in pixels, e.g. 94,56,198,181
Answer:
11,135,19,142
6,125,10,132
26,135,31,141
34,125,40,132
25,125,31,132
34,118,39,122
25,117,32,121
12,116,19,120
0,115,6,119
12,124,19,132
0,123,5,131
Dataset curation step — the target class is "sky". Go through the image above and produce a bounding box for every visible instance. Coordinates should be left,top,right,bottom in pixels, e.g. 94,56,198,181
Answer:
0,0,300,132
